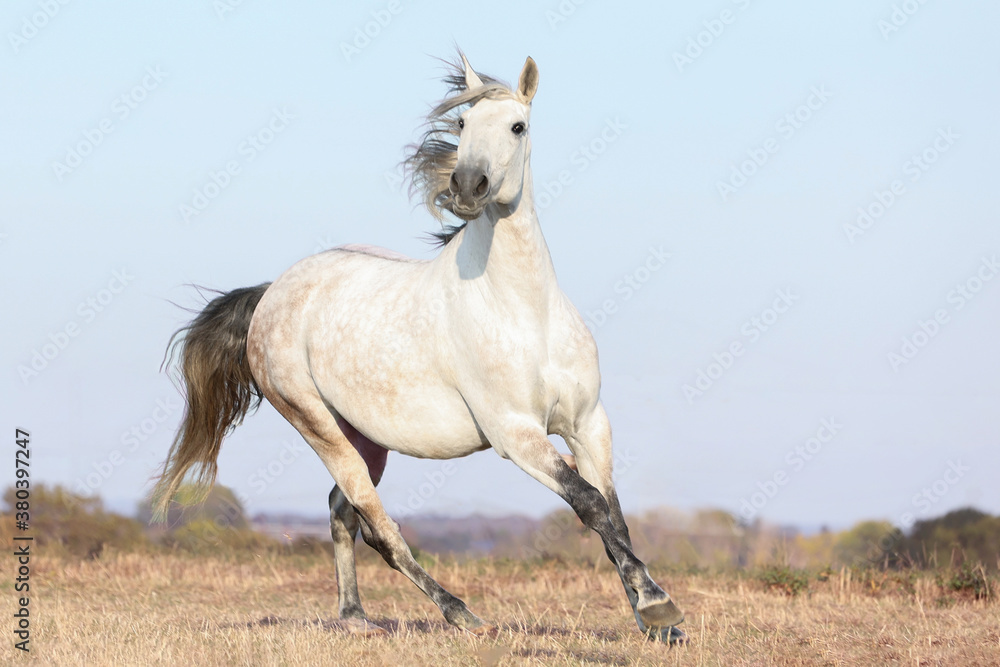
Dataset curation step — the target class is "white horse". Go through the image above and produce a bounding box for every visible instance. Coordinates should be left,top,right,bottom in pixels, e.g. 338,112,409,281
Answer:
154,53,685,643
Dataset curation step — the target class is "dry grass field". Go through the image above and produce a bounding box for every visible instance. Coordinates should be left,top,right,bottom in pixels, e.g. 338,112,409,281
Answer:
10,550,999,666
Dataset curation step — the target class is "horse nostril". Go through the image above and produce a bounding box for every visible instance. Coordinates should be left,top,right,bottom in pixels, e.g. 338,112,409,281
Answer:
450,167,488,202
475,174,489,198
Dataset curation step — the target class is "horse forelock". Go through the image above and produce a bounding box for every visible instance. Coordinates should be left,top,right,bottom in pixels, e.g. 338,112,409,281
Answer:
403,55,517,246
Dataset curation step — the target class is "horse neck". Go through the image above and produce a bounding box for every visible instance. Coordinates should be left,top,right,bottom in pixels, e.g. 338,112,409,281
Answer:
453,165,559,310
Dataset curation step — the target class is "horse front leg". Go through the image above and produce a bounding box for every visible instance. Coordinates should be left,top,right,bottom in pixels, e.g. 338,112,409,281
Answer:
492,408,686,644
563,402,686,643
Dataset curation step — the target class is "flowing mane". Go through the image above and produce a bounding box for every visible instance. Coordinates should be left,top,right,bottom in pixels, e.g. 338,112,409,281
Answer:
403,54,518,245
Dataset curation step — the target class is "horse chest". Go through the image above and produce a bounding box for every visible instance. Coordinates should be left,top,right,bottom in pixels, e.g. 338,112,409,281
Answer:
452,305,600,428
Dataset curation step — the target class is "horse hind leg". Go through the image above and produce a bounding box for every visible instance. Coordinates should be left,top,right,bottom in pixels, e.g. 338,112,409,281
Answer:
329,486,367,622
328,425,388,624
287,402,487,632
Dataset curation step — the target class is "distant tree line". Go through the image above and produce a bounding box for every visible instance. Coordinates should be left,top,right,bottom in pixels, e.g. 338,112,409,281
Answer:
0,484,268,558
1,484,998,572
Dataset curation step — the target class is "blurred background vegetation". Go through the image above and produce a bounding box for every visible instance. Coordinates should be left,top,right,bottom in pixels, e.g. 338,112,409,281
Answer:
2,483,998,583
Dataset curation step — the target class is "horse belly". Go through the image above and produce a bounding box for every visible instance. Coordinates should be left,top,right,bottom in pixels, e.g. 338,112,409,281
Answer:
307,305,487,459
319,369,488,459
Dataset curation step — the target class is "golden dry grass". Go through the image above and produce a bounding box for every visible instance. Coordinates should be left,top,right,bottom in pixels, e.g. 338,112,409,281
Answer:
10,551,1000,666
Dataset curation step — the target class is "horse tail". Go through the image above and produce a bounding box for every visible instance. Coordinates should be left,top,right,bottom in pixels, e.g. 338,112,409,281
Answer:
151,283,270,521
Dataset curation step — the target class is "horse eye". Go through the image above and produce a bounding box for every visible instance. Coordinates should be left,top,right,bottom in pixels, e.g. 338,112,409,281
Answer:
458,118,464,130
512,122,525,135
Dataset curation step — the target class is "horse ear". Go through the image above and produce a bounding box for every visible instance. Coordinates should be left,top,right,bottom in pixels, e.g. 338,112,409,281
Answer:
461,53,484,90
517,56,538,104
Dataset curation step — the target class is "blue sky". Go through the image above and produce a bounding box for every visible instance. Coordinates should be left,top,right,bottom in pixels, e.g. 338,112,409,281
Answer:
2,0,997,530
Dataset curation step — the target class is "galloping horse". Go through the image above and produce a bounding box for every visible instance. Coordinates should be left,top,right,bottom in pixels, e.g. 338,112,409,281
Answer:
154,53,685,643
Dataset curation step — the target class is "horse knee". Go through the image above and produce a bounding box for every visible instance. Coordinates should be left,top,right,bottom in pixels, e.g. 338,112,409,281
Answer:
366,520,417,572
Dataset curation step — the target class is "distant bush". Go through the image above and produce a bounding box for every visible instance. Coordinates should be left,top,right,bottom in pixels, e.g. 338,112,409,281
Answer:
141,483,287,556
161,518,276,556
832,520,907,569
138,484,249,531
939,562,993,601
1,484,149,557
848,568,917,597
905,508,1000,571
755,565,809,596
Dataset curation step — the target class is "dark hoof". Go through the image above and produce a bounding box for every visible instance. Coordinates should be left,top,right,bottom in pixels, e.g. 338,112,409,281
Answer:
445,603,489,633
638,597,684,628
646,625,687,645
